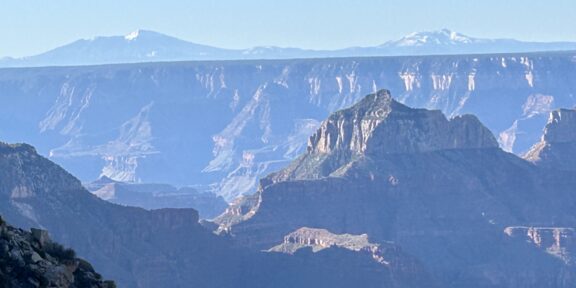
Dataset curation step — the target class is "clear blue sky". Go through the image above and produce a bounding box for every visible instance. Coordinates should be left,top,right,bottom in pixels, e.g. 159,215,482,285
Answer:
1,0,575,57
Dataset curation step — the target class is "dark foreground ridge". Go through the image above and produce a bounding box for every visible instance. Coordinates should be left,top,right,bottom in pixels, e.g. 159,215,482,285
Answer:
0,215,114,288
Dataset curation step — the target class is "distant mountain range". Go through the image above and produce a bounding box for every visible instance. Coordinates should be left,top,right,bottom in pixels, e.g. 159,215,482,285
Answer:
2,29,576,67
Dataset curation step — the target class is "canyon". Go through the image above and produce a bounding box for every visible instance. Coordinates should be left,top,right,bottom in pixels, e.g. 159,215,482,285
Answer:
1,51,575,201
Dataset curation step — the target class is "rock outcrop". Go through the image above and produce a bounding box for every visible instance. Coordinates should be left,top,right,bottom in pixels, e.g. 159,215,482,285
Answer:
525,108,576,171
308,90,497,155
0,216,114,288
270,89,497,181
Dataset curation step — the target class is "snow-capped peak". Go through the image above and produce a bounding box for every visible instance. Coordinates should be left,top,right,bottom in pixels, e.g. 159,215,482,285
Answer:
125,30,141,41
443,29,473,43
387,29,480,47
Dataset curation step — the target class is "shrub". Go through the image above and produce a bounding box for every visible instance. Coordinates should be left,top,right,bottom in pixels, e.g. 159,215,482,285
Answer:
45,242,76,261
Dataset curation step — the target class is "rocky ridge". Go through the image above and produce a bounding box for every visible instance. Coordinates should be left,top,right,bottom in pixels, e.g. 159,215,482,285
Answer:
0,216,114,288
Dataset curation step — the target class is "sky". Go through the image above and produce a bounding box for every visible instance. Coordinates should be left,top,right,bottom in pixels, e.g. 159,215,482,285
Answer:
1,0,575,58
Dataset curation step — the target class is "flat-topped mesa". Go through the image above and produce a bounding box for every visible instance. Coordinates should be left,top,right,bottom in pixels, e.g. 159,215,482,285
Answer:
268,228,423,270
268,227,435,286
307,89,498,157
524,108,576,170
272,227,378,254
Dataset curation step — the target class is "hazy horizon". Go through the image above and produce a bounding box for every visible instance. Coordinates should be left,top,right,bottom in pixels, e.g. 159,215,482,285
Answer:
1,0,575,57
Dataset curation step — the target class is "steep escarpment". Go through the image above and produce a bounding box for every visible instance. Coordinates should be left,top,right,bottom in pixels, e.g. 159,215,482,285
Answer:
0,216,114,288
524,108,576,171
220,91,576,287
1,51,576,200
